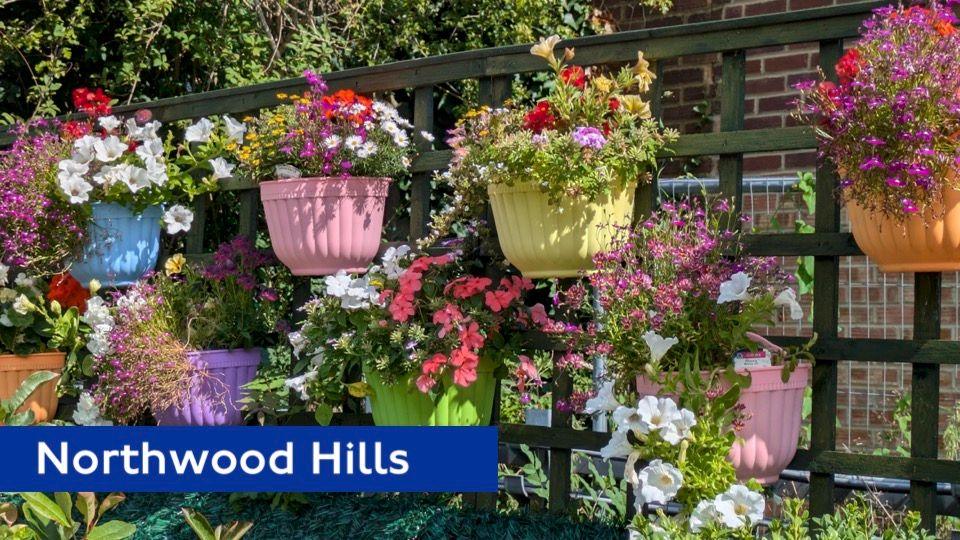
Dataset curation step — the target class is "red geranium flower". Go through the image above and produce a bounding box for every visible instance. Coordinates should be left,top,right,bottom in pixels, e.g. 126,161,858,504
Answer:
47,273,90,314
71,87,112,118
608,97,621,111
522,101,556,134
834,49,862,85
61,120,91,140
560,66,586,89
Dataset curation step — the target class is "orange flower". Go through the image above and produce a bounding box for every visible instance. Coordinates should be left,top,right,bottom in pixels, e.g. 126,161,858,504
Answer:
935,19,955,37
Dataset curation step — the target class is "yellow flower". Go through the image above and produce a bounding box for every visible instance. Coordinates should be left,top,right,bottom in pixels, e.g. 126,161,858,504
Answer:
592,75,613,93
633,51,656,93
621,95,652,119
530,35,561,64
276,92,288,99
164,254,187,276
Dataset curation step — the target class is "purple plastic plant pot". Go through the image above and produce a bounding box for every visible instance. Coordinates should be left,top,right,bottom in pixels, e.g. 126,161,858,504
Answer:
154,348,262,426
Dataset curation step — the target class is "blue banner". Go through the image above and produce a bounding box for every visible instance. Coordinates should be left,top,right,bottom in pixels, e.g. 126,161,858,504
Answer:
0,426,498,492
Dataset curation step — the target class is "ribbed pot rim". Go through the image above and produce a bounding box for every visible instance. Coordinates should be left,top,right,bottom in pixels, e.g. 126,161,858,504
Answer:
636,363,811,393
260,176,392,201
89,202,164,217
487,180,637,197
0,352,66,371
186,348,263,369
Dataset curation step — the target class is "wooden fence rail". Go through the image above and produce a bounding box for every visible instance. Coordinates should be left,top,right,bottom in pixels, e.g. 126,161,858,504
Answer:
7,0,960,530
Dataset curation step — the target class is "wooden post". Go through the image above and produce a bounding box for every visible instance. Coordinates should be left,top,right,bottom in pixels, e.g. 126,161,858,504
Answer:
409,86,435,242
911,272,942,531
809,38,843,522
718,50,745,211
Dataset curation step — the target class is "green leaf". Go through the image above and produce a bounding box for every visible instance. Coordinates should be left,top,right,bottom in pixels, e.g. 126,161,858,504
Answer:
314,404,333,426
75,492,97,530
86,520,137,540
220,521,254,540
18,493,70,527
181,508,216,540
53,492,72,524
4,371,58,412
97,493,125,519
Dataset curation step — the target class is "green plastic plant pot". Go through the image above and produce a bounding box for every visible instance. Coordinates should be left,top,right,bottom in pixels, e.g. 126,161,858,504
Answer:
364,361,496,426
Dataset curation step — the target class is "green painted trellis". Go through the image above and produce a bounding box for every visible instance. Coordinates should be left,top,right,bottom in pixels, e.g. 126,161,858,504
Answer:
10,0,960,530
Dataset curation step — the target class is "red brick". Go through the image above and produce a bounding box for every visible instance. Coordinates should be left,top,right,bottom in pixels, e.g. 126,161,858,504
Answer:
764,54,810,73
746,76,786,94
790,0,837,9
744,154,783,171
757,94,796,113
746,59,763,75
744,115,784,130
722,4,743,18
745,0,787,16
663,67,706,86
682,86,708,102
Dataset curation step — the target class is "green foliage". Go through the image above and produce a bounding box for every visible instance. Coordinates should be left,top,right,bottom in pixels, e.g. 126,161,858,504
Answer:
0,277,84,359
0,0,608,122
181,508,252,540
0,371,58,426
768,495,935,540
0,492,135,540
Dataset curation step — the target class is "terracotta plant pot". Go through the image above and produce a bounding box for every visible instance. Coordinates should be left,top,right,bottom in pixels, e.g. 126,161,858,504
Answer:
847,184,960,272
487,182,636,278
364,360,496,426
153,348,261,426
0,352,65,423
260,177,390,276
636,363,810,485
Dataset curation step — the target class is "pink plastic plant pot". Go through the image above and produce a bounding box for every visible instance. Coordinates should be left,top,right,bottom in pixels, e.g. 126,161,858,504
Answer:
636,363,810,485
153,348,262,426
260,176,391,276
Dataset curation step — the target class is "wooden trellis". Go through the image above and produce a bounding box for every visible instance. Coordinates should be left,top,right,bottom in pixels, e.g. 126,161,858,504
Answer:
9,1,960,530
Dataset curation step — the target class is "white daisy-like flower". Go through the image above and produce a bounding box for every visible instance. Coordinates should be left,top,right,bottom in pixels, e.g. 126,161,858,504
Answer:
223,115,247,143
713,485,765,528
381,121,401,136
73,392,113,426
635,460,683,506
774,288,803,320
584,380,621,414
344,135,363,152
59,175,94,204
162,205,194,234
93,135,128,162
642,331,678,363
322,135,342,150
355,141,378,159
98,115,121,132
717,271,752,304
209,157,235,180
419,130,435,142
392,131,410,148
184,117,214,143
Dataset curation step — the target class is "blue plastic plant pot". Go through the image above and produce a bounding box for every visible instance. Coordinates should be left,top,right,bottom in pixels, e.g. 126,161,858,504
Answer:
70,203,162,288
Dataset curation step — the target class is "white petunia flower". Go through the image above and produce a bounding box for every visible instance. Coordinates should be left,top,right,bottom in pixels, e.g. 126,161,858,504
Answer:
163,205,194,234
72,135,100,164
774,288,803,321
288,331,309,357
98,115,121,132
59,175,94,204
714,485,765,528
662,407,697,445
0,264,8,287
717,271,752,304
143,157,168,186
223,115,247,143
642,330,679,363
135,137,164,161
635,395,681,435
58,159,89,181
613,405,650,435
126,119,161,141
285,370,318,401
690,500,719,532
209,157,235,180
184,117,214,143
125,166,152,193
584,380,620,414
599,430,635,460
93,136,128,162
340,275,380,310
73,392,113,426
86,330,113,357
635,460,683,506
81,296,114,331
